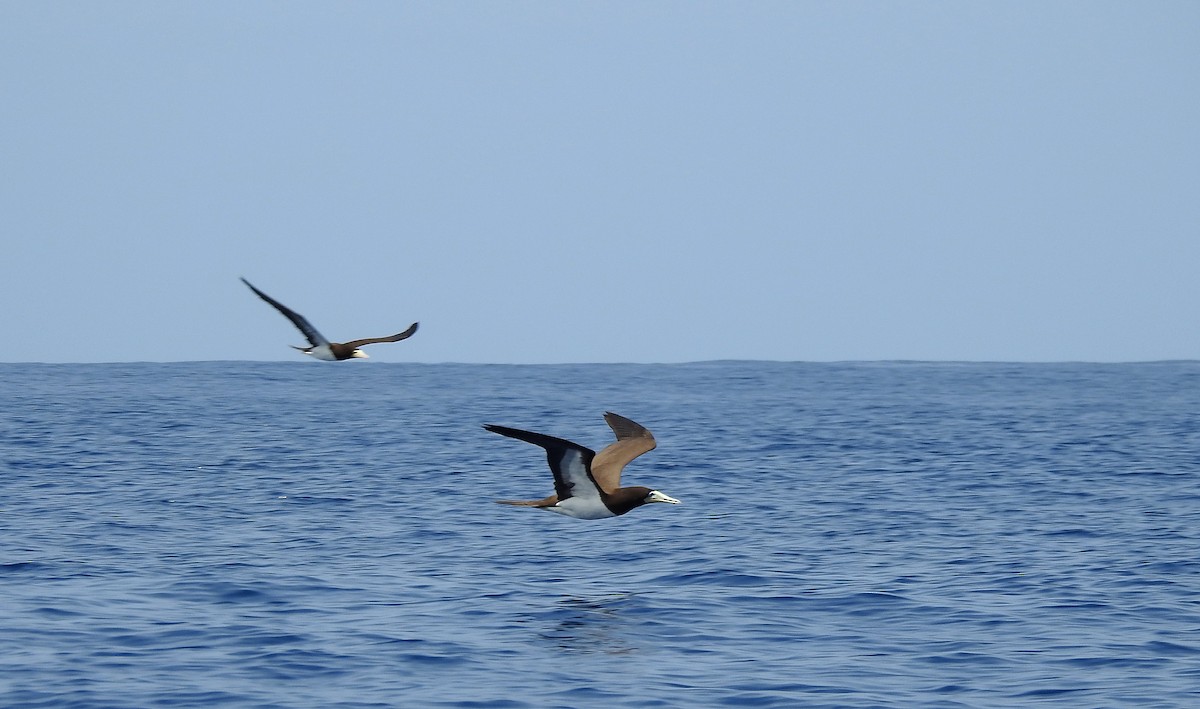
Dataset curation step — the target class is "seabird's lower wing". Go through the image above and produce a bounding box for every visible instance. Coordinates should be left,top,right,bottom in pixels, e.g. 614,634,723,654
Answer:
342,322,419,349
484,424,599,502
240,278,330,348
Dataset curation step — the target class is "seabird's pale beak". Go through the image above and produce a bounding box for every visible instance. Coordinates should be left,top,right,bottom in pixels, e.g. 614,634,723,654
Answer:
352,350,369,359
646,490,680,505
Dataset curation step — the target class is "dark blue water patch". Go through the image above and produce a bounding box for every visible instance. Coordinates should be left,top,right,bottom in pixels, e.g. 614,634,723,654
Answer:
148,691,277,708
648,569,775,587
1010,686,1095,698
278,494,357,505
918,652,1013,666
1040,601,1113,611
229,631,312,649
0,560,51,574
1,689,252,709
716,692,813,707
1145,640,1200,656
798,591,915,617
1041,527,1104,538
158,580,289,605
546,686,644,703
1053,655,1168,669
248,648,359,679
1141,560,1200,574
438,701,531,709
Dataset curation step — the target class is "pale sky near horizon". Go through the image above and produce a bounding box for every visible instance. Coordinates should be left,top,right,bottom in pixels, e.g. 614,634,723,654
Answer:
2,2,1197,364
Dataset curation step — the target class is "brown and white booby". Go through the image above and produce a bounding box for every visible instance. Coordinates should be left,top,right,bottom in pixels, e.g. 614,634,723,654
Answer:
240,277,418,361
484,412,680,520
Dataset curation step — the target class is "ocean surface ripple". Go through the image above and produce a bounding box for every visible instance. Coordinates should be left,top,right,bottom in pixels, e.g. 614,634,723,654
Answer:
2,361,1199,707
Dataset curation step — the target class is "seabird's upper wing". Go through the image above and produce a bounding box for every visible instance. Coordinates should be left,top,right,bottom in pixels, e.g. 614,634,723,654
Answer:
240,278,329,348
484,424,600,503
590,412,657,492
341,322,419,349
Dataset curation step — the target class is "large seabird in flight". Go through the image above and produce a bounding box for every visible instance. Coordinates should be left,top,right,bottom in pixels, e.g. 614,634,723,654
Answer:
484,412,680,519
240,277,418,361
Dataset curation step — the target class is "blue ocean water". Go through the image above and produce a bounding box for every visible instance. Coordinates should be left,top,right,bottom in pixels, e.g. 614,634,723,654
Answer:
1,361,1199,708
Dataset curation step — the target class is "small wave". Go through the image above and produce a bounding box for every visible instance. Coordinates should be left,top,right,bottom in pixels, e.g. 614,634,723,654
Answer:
649,570,773,587
393,652,470,667
33,606,85,618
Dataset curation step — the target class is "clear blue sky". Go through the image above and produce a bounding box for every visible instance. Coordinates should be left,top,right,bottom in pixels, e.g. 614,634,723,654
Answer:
3,2,1197,363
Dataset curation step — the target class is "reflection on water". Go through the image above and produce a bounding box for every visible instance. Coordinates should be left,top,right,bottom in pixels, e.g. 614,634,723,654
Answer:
534,593,641,655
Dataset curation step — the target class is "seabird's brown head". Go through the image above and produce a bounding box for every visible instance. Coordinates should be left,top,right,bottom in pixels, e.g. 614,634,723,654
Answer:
601,486,681,516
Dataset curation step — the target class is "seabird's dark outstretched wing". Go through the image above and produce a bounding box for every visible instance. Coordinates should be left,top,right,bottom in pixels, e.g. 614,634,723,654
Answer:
240,278,329,348
591,412,657,493
484,424,600,503
342,322,419,349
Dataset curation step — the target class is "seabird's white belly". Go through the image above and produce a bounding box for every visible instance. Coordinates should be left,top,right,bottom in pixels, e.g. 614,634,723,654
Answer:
547,497,616,520
306,345,338,361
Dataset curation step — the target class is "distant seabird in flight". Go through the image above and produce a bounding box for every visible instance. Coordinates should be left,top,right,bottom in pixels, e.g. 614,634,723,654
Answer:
240,277,418,361
484,412,680,519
